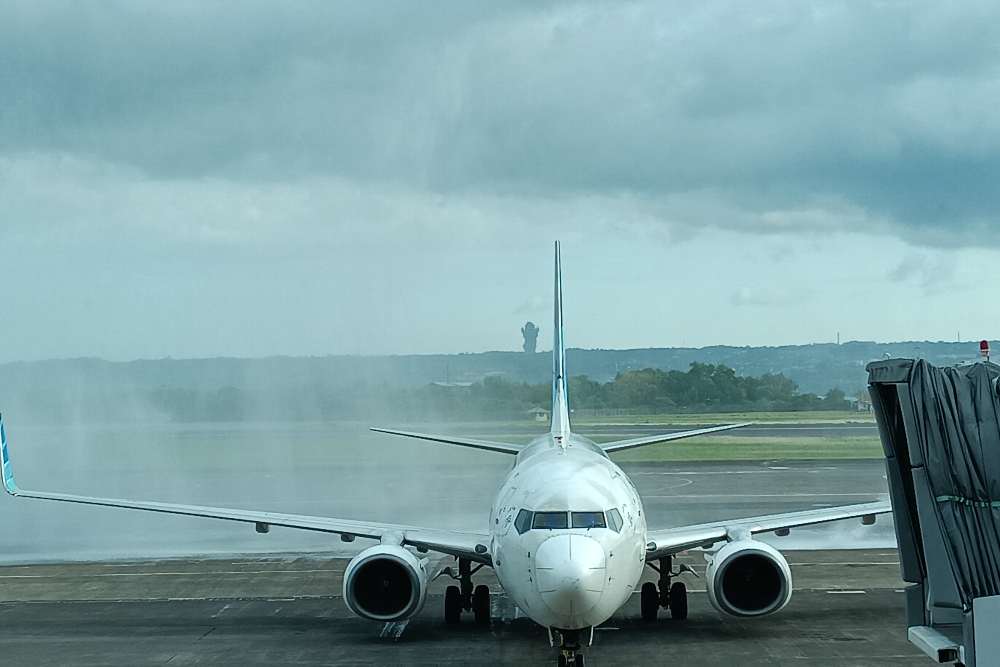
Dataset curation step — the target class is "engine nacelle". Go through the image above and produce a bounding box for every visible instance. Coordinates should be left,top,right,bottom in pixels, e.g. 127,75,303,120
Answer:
705,540,792,617
343,544,429,622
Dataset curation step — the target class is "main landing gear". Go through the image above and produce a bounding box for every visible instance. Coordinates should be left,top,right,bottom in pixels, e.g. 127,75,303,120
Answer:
443,558,491,625
641,555,691,621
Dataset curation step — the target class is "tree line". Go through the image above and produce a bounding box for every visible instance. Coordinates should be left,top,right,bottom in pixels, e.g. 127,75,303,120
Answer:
144,362,852,422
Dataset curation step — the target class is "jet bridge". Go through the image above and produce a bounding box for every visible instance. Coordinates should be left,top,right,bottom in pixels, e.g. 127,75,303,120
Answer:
868,358,1000,667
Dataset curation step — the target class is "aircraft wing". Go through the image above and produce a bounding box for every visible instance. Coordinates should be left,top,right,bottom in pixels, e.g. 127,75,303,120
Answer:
643,500,892,560
1,416,491,564
601,422,752,453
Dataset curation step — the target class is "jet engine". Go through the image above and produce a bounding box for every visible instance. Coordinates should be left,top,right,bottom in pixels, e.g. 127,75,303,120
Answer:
343,544,429,622
705,540,792,617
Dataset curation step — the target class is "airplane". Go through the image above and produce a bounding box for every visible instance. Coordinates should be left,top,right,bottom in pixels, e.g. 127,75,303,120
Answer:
0,241,891,666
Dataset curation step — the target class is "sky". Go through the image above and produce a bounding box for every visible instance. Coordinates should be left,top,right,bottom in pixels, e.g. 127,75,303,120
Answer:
2,1,1000,362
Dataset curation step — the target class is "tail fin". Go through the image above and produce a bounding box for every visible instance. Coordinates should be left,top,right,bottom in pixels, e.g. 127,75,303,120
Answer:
551,242,571,441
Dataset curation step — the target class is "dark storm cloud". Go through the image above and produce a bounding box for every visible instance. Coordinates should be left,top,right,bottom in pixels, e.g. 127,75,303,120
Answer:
2,1,1000,244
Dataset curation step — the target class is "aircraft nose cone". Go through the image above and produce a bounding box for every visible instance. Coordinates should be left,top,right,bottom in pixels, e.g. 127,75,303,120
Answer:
534,534,607,619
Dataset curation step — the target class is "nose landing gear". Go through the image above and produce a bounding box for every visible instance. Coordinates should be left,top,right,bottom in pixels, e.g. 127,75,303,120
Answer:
641,555,693,621
551,628,587,667
441,558,491,625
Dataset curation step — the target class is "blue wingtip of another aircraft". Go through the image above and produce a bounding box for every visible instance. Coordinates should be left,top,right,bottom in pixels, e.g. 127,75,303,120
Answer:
0,412,17,494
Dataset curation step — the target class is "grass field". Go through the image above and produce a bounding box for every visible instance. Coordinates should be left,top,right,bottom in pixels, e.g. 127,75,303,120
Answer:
462,410,883,462
574,410,875,426
604,434,884,462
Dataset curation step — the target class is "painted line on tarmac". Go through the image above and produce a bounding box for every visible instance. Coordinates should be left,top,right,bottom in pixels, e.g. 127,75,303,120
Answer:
642,492,880,498
0,595,342,604
0,568,339,579
792,562,900,566
630,587,886,596
632,470,831,476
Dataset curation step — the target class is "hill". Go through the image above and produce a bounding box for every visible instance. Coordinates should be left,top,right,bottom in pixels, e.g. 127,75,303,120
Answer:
0,340,985,424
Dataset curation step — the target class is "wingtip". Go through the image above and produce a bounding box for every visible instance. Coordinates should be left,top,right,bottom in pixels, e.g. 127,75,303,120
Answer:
0,411,18,495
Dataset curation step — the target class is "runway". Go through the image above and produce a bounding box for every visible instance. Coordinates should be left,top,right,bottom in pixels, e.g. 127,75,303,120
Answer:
0,550,925,666
0,422,908,664
0,457,893,562
0,411,894,562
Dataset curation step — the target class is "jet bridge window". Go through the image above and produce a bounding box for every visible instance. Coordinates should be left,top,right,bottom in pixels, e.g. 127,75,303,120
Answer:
532,511,569,530
571,511,607,529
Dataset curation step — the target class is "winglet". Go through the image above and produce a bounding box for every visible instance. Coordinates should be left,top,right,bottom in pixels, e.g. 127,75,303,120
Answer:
550,241,571,443
1,413,19,495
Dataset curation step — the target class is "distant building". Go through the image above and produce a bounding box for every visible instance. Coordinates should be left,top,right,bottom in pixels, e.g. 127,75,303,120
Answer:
521,321,539,354
528,407,550,422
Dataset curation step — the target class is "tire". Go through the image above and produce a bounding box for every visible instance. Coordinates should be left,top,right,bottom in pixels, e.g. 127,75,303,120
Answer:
445,585,462,624
574,654,586,667
473,584,491,625
557,655,568,667
640,582,659,621
669,581,688,620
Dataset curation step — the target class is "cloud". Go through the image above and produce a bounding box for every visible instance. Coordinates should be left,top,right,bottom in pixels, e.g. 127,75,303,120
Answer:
513,295,547,316
730,286,811,308
2,2,1000,248
887,251,958,294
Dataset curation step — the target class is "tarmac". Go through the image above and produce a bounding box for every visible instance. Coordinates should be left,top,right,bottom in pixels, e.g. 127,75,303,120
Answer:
0,549,928,666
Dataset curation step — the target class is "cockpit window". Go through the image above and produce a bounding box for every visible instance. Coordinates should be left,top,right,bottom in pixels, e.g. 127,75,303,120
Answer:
514,509,533,535
532,511,569,530
607,508,623,533
571,511,607,529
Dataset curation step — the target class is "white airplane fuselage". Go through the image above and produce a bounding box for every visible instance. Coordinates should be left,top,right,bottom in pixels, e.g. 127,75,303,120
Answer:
489,433,647,630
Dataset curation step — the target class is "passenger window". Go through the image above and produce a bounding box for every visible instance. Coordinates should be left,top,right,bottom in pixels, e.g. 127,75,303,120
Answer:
514,509,533,535
571,512,607,529
532,511,569,530
607,508,623,533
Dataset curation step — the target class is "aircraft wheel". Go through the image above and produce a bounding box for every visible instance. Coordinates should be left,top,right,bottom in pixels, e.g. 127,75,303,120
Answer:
669,581,688,620
640,582,659,621
557,655,568,667
445,585,462,624
473,585,491,625
574,654,585,667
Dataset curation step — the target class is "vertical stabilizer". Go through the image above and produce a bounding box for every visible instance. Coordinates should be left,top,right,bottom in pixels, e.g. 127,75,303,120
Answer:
551,242,571,442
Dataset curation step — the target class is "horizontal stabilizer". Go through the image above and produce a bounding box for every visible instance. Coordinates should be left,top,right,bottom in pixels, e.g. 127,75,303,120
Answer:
601,422,752,453
369,428,521,455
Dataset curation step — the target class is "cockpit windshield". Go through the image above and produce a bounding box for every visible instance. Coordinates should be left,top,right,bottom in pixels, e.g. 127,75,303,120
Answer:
571,511,607,529
532,511,570,529
514,510,611,532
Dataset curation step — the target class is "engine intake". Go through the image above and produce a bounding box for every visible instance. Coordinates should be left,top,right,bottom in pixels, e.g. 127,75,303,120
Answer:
343,545,428,622
705,540,792,617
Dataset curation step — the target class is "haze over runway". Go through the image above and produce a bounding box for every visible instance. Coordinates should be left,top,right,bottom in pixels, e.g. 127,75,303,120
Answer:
0,422,891,563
